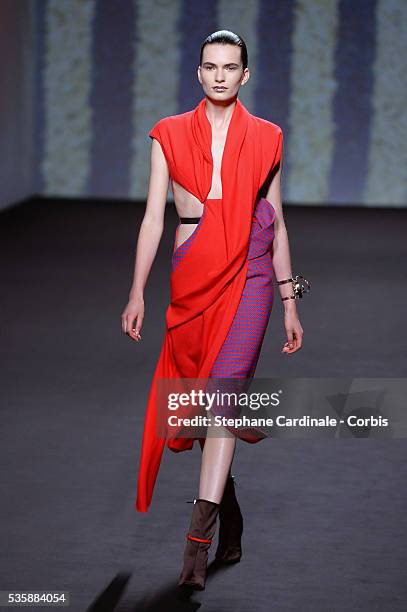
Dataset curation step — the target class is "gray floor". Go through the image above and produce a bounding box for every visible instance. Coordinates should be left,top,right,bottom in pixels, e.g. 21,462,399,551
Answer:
1,197,406,611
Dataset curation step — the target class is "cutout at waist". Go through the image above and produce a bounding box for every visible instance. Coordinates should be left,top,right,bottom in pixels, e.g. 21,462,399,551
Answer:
178,197,222,223
179,217,201,224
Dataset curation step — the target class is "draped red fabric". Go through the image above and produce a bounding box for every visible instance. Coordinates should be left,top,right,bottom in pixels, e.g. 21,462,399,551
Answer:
135,97,282,512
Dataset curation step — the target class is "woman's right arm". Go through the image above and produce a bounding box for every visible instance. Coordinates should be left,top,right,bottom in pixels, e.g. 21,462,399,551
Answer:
121,138,169,342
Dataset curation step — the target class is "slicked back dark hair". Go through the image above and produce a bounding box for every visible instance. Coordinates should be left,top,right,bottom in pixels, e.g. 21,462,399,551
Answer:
200,30,248,70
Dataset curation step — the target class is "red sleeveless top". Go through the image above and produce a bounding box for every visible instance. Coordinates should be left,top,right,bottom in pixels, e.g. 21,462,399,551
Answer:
136,97,282,512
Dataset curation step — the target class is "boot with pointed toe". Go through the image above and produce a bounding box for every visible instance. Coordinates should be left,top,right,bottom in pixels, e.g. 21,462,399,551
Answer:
178,498,220,590
215,475,243,563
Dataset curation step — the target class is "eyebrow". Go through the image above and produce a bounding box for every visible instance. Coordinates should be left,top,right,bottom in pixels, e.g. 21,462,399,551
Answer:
202,62,240,67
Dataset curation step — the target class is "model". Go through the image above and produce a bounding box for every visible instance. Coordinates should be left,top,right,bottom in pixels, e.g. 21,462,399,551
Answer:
121,30,309,590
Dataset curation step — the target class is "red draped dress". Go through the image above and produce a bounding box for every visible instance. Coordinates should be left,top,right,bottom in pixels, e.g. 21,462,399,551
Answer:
135,97,283,512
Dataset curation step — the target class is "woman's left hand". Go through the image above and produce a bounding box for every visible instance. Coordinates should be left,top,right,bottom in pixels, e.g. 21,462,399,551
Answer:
282,309,303,354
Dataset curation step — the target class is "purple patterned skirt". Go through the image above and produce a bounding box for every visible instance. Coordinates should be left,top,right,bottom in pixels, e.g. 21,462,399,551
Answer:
171,197,276,423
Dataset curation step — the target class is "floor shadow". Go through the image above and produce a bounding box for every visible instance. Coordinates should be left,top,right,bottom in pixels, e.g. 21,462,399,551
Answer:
86,572,132,611
86,571,201,611
87,559,239,610
121,582,202,611
123,559,239,610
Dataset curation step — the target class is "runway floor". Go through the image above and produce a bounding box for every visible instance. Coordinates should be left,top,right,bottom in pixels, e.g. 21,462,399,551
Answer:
1,196,406,611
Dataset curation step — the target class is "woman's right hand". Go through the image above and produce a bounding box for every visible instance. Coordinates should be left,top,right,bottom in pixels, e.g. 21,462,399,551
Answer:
121,295,144,342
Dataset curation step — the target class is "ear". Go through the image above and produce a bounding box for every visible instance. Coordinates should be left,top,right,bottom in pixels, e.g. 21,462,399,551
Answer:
242,68,250,86
197,65,202,84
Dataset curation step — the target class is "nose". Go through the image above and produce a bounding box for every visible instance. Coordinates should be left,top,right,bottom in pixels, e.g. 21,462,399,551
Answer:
215,69,225,83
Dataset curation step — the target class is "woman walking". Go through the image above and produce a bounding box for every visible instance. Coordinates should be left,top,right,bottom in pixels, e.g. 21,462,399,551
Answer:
122,30,307,590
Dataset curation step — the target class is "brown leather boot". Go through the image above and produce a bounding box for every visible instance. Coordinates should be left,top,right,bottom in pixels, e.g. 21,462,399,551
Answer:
215,475,243,563
178,498,220,590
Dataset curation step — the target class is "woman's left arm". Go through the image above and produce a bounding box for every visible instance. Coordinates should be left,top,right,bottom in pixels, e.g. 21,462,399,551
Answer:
266,159,304,355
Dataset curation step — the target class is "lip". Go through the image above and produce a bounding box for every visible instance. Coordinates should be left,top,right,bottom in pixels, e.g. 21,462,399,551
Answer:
213,87,227,91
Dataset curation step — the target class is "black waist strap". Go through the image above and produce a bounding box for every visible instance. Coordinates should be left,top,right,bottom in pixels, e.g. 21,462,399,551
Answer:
179,217,201,224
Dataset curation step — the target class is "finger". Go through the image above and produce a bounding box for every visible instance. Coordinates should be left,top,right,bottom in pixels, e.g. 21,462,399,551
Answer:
125,315,133,335
128,315,142,341
134,313,143,335
133,314,143,340
126,315,136,337
295,332,303,349
286,333,294,350
127,329,140,342
128,325,138,340
283,338,299,354
292,336,303,352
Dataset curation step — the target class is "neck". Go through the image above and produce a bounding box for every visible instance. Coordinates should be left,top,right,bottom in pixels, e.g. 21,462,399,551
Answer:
204,95,238,129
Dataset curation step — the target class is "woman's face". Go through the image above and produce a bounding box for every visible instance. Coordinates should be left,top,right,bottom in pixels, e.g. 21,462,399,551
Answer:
197,43,250,102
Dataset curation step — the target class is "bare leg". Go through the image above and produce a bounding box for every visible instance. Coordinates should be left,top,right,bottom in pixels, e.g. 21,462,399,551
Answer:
198,438,232,478
197,410,236,504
